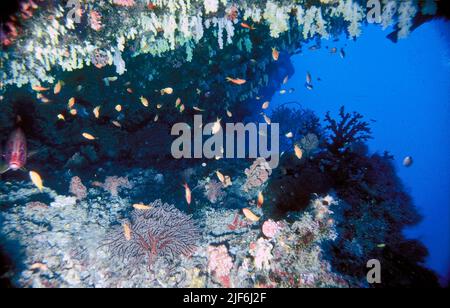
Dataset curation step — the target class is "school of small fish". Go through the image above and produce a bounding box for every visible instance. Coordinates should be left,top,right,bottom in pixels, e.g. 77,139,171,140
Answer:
2,37,360,248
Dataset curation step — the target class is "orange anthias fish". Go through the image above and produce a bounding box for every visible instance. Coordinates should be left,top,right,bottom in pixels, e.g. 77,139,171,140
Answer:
226,77,246,85
241,22,255,30
272,48,279,61
294,144,303,160
184,183,192,205
53,81,62,94
243,208,260,222
2,128,28,173
32,85,49,92
257,191,264,208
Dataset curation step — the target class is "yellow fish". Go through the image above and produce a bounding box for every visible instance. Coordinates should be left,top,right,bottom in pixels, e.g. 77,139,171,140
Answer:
179,104,185,113
294,144,303,160
53,81,62,94
285,132,293,138
216,170,225,183
70,109,77,116
82,133,96,140
93,106,100,119
262,101,270,110
115,105,122,112
226,110,233,118
57,114,65,121
133,204,152,210
29,171,44,192
68,97,75,109
161,87,174,95
123,223,132,241
157,104,163,109
243,208,260,222
140,96,149,107
175,98,182,108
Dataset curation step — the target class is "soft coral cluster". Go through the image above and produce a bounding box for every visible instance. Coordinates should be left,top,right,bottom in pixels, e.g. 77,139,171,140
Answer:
207,245,233,287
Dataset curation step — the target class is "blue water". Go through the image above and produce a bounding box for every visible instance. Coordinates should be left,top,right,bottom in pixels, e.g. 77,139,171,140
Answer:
270,20,450,282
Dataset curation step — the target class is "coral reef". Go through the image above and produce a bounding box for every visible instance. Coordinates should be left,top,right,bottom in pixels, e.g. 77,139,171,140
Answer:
0,168,348,288
0,155,439,287
0,0,444,289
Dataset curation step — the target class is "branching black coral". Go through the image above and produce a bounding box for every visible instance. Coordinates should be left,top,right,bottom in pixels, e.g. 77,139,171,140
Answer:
324,106,372,154
104,200,200,269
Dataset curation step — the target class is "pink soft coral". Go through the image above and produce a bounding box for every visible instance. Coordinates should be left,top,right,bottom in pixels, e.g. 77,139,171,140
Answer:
69,176,87,200
103,176,132,197
112,0,135,7
207,245,233,287
262,219,281,239
249,238,273,271
243,158,272,192
89,10,102,31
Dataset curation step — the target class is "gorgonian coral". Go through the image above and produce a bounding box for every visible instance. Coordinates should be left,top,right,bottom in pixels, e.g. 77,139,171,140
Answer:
324,106,372,155
104,200,200,268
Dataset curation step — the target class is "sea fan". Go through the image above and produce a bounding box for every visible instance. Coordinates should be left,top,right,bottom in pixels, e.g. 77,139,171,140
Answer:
324,106,372,154
104,200,200,268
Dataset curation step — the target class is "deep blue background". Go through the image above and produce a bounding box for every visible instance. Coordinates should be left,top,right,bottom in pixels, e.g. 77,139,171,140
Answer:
270,20,450,282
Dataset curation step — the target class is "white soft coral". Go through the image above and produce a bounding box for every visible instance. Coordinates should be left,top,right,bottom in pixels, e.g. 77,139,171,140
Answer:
204,0,219,14
398,0,417,39
263,1,291,38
